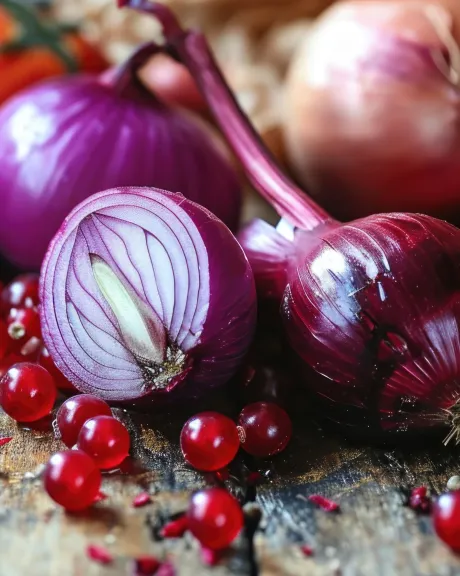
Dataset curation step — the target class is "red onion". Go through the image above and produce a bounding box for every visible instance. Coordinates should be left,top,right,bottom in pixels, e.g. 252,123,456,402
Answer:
125,0,460,440
284,0,460,222
0,43,241,270
40,187,256,404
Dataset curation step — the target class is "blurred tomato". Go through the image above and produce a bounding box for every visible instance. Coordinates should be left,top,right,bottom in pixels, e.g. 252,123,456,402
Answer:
0,0,107,105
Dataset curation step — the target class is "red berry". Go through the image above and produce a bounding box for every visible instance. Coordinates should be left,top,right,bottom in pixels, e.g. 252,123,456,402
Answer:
0,363,56,422
180,412,240,471
56,394,112,447
1,274,39,316
77,415,130,470
6,307,42,359
433,491,460,550
7,307,41,340
39,346,76,392
237,402,292,457
187,488,243,550
43,450,101,511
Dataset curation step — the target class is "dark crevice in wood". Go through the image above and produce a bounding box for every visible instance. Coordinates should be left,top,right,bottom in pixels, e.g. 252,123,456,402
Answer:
243,504,262,576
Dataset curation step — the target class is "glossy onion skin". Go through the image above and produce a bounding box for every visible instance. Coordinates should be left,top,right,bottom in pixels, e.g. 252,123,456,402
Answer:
282,213,460,434
0,76,241,269
40,187,256,404
284,0,460,223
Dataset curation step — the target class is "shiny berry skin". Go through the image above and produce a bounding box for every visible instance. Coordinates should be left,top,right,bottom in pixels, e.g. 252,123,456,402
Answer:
43,450,101,511
180,412,240,471
39,346,76,392
77,415,130,469
56,394,112,447
1,274,39,316
433,492,460,550
237,402,292,457
187,488,243,550
0,363,56,422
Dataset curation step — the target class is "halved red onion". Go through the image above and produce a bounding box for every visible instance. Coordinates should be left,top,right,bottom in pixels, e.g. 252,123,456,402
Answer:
40,187,256,403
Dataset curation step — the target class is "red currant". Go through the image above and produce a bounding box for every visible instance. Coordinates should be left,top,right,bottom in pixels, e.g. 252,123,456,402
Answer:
187,488,243,550
180,412,239,471
39,346,76,392
6,307,42,356
43,450,101,511
237,402,292,457
77,415,130,469
1,274,39,317
433,491,460,550
0,363,56,422
0,318,9,360
56,394,112,447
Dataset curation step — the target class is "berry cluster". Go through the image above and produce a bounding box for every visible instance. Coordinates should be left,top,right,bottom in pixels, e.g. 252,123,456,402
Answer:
43,394,131,511
180,402,293,472
0,274,75,391
175,401,293,552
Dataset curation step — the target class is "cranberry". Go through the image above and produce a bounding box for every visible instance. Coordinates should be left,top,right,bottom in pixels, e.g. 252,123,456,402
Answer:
433,491,460,550
180,412,240,471
77,415,130,469
187,488,243,550
56,394,112,447
44,450,101,511
1,274,39,316
39,346,76,392
237,402,292,457
0,363,56,422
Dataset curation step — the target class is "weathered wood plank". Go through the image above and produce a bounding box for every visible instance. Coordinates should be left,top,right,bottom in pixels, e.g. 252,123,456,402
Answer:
2,405,460,576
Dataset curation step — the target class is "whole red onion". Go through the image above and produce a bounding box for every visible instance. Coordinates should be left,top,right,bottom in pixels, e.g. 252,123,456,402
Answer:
126,0,460,440
284,0,460,222
0,43,241,270
40,187,256,404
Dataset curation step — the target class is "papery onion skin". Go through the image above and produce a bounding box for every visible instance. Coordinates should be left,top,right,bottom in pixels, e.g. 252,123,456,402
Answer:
40,186,256,404
284,0,460,222
125,1,460,439
0,64,241,270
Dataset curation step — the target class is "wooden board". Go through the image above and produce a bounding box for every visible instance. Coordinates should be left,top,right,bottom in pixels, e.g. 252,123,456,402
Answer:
2,401,460,576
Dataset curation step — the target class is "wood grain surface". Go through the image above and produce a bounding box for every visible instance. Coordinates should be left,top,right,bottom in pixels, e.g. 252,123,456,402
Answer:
2,398,460,576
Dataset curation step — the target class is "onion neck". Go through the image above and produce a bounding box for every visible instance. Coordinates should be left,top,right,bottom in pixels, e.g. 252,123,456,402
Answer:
101,42,165,103
121,0,332,232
